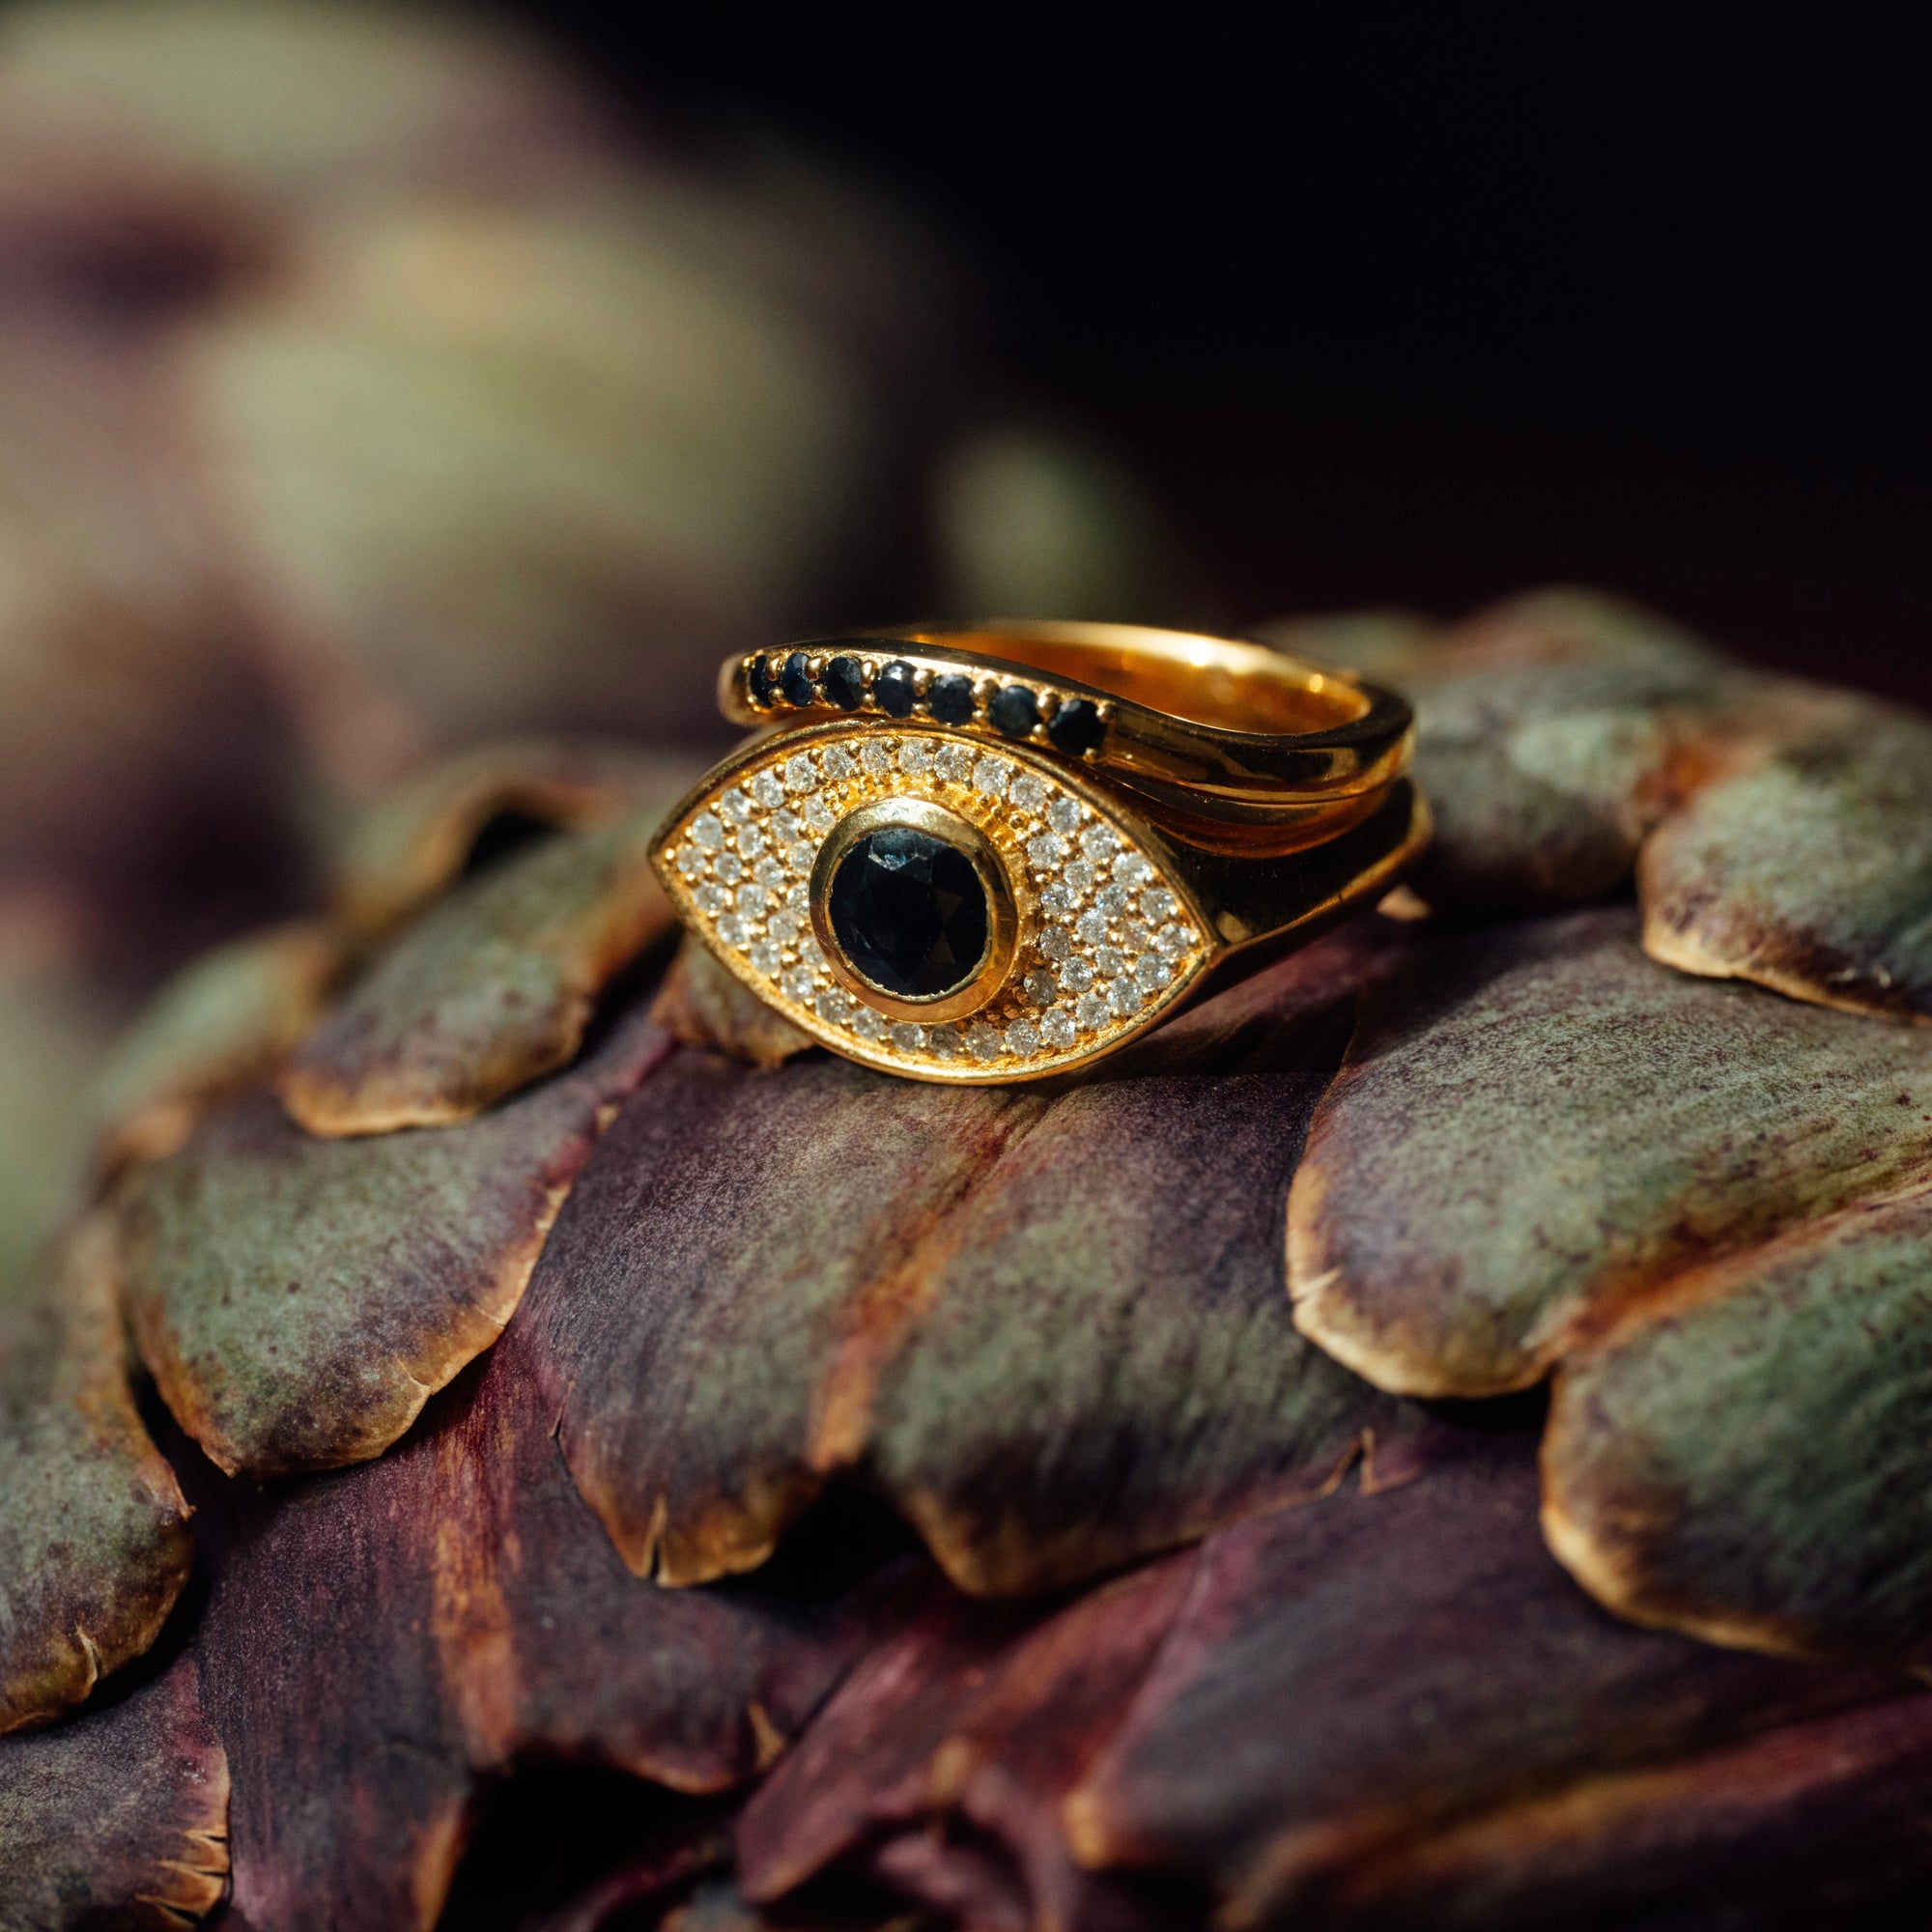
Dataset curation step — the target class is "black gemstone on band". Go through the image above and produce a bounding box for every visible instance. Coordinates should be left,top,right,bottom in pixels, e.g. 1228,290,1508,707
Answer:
988,684,1040,739
1048,696,1105,755
747,654,777,706
874,659,919,718
926,673,977,724
823,654,866,710
827,825,989,999
781,650,816,707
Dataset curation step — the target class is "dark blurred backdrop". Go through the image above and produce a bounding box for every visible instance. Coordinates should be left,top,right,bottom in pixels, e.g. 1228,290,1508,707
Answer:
519,8,1932,707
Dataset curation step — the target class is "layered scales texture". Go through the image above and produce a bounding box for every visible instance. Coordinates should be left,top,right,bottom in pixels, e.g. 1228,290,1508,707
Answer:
10,594,1932,1927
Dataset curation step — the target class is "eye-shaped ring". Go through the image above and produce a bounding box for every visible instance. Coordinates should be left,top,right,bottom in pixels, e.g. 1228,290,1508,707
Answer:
650,624,1428,1083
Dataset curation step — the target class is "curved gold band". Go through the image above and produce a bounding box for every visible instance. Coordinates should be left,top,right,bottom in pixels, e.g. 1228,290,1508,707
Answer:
720,620,1413,851
657,623,1429,1084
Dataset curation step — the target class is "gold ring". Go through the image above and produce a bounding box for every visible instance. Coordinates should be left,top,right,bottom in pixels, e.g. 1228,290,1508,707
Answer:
650,621,1429,1083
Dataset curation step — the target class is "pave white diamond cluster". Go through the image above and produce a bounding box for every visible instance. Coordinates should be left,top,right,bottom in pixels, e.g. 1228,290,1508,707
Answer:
659,725,1209,1078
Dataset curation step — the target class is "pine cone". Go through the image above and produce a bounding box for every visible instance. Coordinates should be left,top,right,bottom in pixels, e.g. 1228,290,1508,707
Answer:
7,594,1932,1927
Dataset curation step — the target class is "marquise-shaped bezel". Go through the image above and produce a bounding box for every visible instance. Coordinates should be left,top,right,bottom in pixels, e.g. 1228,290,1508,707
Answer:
649,723,1217,1082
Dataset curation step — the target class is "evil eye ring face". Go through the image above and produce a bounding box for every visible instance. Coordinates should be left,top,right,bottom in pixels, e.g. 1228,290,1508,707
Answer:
652,723,1213,1081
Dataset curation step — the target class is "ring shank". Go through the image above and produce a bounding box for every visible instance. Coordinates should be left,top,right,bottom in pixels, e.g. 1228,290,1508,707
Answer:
722,619,1414,850
901,622,1368,736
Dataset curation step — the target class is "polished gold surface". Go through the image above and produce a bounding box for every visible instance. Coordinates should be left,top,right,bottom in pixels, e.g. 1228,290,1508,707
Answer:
657,621,1429,1084
809,796,1019,1023
908,622,1369,733
719,619,1415,838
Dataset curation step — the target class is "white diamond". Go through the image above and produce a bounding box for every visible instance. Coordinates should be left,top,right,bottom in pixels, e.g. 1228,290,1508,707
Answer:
1156,922,1194,956
1037,926,1072,962
966,1021,1003,1062
972,755,1011,798
851,1005,889,1041
1046,796,1083,834
783,753,817,792
735,822,767,859
794,937,828,976
1040,1008,1076,1049
696,883,729,915
735,884,767,918
803,797,836,835
1063,859,1096,896
1024,969,1057,1006
822,745,859,781
691,812,724,851
1141,887,1179,923
1006,1018,1040,1055
750,940,781,975
816,987,854,1023
860,741,893,777
1107,979,1142,1016
785,880,810,909
1058,957,1095,995
1027,833,1066,872
1112,850,1153,888
751,770,784,808
1094,947,1125,980
1080,824,1121,862
1010,773,1049,813
675,846,707,881
783,841,815,875
936,743,975,782
1041,883,1080,921
773,810,806,843
1134,953,1172,992
1075,909,1109,948
717,915,751,948
890,1022,926,1053
1119,919,1152,952
898,739,935,776
769,909,805,944
1095,884,1130,918
715,851,745,886
926,1026,963,1058
719,788,753,823
1074,991,1109,1029
754,856,786,889
782,965,817,1001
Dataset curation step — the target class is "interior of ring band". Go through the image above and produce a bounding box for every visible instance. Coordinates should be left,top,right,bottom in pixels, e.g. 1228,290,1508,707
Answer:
905,623,1370,736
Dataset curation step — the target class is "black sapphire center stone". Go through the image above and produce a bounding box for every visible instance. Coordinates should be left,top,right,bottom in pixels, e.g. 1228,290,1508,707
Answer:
827,826,989,999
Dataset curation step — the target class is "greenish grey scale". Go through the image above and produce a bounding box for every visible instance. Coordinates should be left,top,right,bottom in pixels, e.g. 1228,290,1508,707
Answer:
1293,909,1932,1396
1403,660,1745,913
122,1005,668,1477
1642,706,1932,1018
1548,1191,1932,1660
0,1236,190,1732
0,963,109,1310
866,1063,1412,1593
289,798,674,1127
87,925,329,1143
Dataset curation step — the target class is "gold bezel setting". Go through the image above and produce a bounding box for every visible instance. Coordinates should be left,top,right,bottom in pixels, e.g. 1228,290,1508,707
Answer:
650,722,1214,1082
809,797,1019,1023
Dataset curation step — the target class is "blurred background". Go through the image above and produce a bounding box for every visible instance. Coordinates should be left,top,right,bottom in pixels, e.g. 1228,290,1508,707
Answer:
0,0,1928,1290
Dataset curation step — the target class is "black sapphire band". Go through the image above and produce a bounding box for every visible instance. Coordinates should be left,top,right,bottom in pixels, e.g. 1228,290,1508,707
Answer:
656,622,1429,1083
724,621,1415,849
